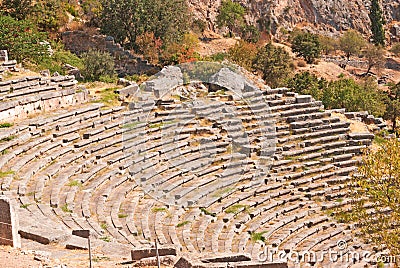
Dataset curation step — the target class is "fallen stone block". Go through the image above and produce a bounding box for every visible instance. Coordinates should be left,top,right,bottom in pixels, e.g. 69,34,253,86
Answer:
131,246,177,260
115,83,139,97
295,95,312,103
65,236,88,250
19,226,70,245
348,133,374,140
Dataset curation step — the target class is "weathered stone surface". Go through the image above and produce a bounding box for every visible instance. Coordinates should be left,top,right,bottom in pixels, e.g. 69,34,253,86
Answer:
174,256,225,268
116,84,139,97
209,67,245,96
19,225,70,245
144,66,183,98
65,236,88,250
296,95,312,104
131,246,177,260
348,133,375,140
0,50,8,62
0,196,20,248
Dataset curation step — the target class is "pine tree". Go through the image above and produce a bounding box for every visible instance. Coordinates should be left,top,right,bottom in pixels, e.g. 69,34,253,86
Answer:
369,0,385,46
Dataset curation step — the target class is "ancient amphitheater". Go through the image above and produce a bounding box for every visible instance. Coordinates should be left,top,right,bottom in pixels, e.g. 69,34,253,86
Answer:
0,62,386,267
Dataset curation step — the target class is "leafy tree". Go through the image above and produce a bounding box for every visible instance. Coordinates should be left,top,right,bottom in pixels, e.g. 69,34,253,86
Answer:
81,0,103,26
100,0,190,49
136,32,162,65
363,44,386,75
253,43,294,88
383,82,400,131
369,0,386,46
338,137,400,255
0,15,49,63
291,31,322,64
216,0,245,37
30,0,69,33
339,30,366,61
81,50,115,81
287,73,386,117
322,77,386,117
286,71,327,100
318,34,337,55
0,0,33,20
161,33,200,64
191,19,207,35
228,40,257,70
240,24,260,43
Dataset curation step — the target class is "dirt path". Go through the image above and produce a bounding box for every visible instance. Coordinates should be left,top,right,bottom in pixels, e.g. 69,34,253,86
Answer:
0,246,42,268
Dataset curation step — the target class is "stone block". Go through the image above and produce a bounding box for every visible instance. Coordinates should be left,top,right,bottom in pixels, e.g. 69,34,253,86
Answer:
131,246,177,260
116,84,138,97
0,196,20,248
295,95,312,104
19,226,70,245
0,50,8,62
65,236,88,250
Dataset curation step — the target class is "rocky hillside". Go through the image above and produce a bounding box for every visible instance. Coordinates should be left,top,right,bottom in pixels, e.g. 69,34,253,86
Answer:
188,0,400,38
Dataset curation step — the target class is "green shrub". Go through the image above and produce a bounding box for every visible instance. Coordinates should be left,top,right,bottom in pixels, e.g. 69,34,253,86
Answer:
61,203,72,213
323,77,386,117
176,221,190,227
228,40,257,70
0,15,49,64
240,24,260,43
287,71,327,100
0,123,13,128
81,50,115,81
208,53,227,62
36,49,84,75
251,231,266,242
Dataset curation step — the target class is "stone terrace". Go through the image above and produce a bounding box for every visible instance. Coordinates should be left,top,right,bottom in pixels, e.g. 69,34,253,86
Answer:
0,74,88,121
0,66,379,267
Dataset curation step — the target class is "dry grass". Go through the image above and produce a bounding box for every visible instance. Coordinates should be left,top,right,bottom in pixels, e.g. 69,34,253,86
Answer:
2,69,40,81
296,59,307,67
331,112,368,133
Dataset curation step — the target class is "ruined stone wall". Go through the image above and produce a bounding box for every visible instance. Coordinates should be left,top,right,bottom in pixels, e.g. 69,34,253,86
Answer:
61,31,160,76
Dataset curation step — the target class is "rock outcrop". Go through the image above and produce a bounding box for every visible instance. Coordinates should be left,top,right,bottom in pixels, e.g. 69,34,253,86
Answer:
188,0,400,39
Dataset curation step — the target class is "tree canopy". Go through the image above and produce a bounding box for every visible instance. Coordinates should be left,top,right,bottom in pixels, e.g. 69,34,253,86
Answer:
339,30,366,61
99,0,190,49
291,31,322,64
369,0,386,46
0,15,49,63
338,137,400,255
253,43,294,88
363,43,386,75
216,0,246,37
383,82,400,131
287,73,386,117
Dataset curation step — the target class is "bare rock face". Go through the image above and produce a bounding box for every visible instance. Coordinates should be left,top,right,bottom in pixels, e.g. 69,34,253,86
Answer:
188,0,400,38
